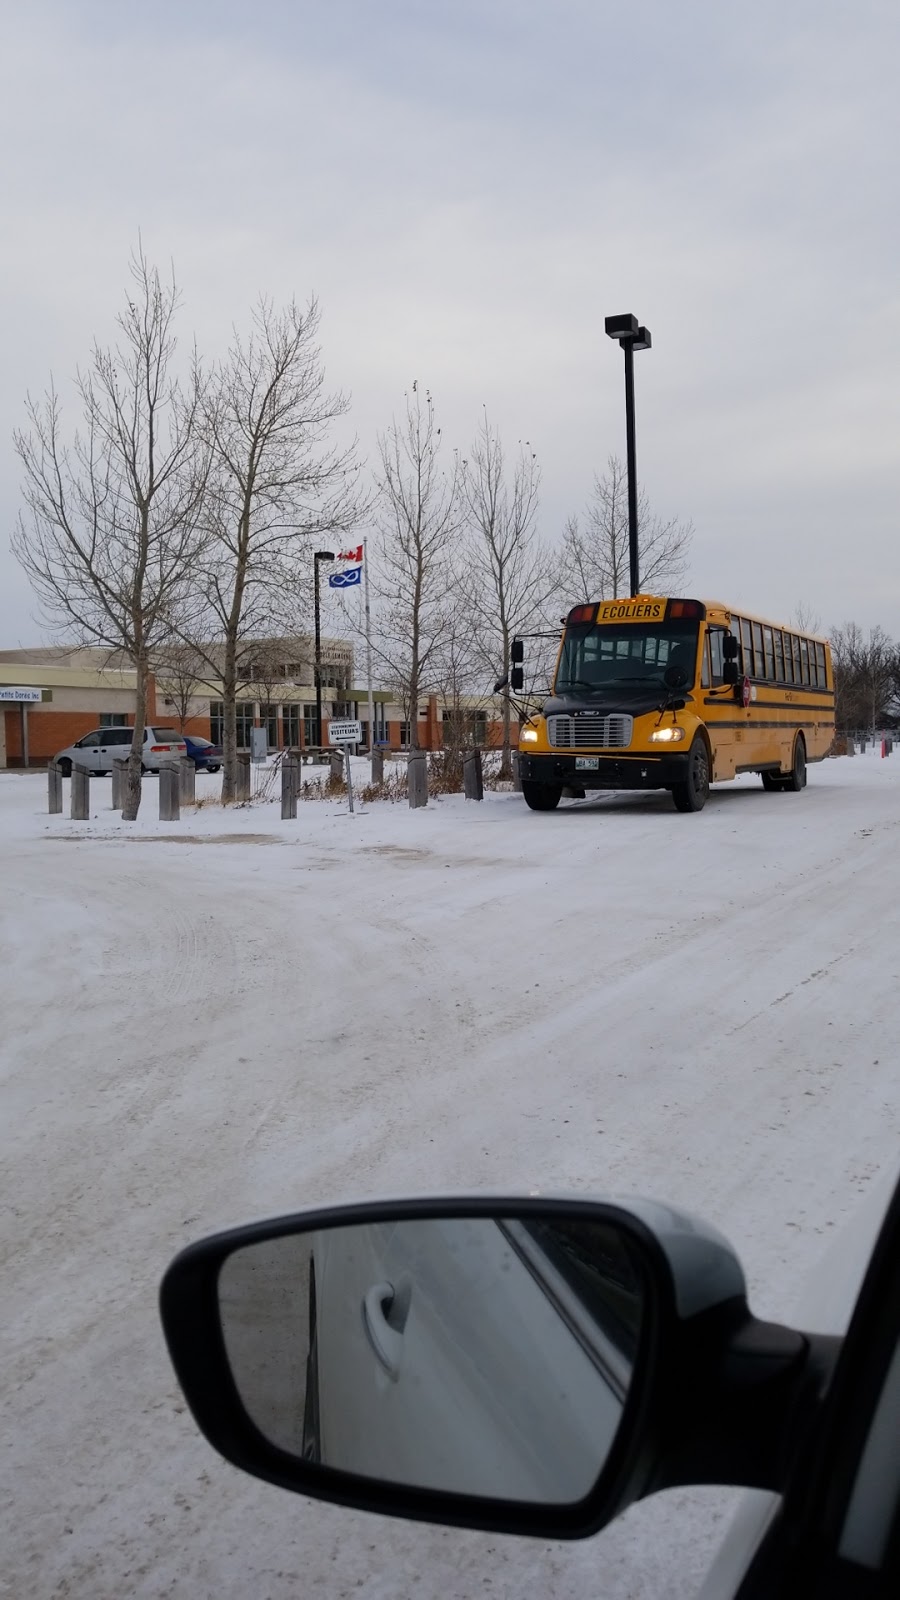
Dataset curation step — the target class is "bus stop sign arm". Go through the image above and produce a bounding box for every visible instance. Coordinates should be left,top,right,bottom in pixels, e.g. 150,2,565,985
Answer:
605,314,652,599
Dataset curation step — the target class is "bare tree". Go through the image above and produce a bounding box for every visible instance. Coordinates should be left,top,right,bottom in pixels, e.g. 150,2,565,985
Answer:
791,602,823,634
560,454,692,602
829,622,896,732
12,246,208,819
153,639,213,731
185,297,361,800
458,413,557,776
369,383,460,749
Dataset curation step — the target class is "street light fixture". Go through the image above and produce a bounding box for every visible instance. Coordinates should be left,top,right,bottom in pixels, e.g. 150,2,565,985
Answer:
313,551,335,749
605,313,652,597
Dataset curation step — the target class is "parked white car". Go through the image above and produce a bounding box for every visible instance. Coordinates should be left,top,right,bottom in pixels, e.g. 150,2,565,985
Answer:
54,725,187,775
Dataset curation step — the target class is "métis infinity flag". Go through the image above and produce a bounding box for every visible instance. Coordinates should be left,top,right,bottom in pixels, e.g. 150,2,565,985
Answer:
328,565,362,589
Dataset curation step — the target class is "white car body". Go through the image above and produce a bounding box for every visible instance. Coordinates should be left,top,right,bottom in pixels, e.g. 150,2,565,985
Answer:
54,725,187,773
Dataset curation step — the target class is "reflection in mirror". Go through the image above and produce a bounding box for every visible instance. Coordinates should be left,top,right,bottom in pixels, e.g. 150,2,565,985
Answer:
218,1215,644,1504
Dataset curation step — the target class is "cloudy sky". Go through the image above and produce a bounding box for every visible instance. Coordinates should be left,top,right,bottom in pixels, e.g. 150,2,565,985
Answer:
2,0,898,642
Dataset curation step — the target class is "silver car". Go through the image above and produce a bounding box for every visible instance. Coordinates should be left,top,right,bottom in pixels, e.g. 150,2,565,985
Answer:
54,725,187,775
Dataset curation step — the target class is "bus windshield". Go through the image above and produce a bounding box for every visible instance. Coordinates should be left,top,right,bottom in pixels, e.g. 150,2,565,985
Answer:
555,620,700,694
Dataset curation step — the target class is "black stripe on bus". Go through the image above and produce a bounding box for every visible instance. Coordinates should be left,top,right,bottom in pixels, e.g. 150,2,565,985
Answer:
702,719,825,730
703,697,833,711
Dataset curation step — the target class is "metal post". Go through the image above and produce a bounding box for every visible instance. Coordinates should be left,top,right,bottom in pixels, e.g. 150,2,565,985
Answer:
463,748,484,801
71,765,90,821
407,750,428,808
48,763,62,814
363,537,376,755
179,757,195,806
371,748,384,786
112,758,127,810
159,763,180,822
314,559,323,752
281,757,298,819
20,704,30,769
344,743,355,814
623,340,640,597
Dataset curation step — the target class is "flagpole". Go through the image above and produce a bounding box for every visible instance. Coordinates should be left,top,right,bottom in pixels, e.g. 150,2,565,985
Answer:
363,537,376,757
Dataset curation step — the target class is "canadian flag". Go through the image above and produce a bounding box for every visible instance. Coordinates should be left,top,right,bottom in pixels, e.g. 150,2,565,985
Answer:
338,544,364,563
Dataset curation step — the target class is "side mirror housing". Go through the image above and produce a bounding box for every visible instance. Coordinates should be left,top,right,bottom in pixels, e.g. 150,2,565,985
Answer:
723,633,740,660
160,1194,834,1543
510,667,525,691
722,661,739,685
510,639,524,664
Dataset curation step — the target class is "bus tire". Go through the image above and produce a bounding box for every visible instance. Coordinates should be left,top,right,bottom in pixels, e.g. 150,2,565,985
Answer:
522,781,562,811
783,735,807,792
671,735,710,813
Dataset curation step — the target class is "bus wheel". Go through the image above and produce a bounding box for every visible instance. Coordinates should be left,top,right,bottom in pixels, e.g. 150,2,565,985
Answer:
522,781,562,811
783,735,807,792
672,736,710,813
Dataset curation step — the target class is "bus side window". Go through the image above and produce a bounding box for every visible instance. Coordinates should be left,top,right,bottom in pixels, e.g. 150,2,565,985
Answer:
739,618,752,677
774,630,786,682
799,638,810,685
763,626,775,681
790,635,802,684
708,628,725,686
752,621,764,678
816,642,827,687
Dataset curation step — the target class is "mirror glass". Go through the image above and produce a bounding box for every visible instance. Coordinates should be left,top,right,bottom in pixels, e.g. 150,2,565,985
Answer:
217,1213,645,1504
663,664,688,690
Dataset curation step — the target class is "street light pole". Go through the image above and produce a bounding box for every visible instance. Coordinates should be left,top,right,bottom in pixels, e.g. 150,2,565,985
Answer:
314,551,335,749
604,314,652,598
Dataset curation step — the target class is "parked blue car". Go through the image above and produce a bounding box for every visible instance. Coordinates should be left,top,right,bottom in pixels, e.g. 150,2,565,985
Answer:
182,736,222,773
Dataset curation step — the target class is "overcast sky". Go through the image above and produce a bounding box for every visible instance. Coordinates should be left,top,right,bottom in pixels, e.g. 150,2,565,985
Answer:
2,0,899,643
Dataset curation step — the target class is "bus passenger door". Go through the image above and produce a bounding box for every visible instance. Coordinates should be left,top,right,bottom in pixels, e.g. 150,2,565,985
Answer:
701,628,738,779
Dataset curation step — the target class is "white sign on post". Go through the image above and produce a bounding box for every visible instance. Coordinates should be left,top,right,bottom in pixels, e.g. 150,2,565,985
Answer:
328,719,362,744
0,686,42,703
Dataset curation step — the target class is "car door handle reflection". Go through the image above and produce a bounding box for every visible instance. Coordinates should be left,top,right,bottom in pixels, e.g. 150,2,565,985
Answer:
362,1279,411,1379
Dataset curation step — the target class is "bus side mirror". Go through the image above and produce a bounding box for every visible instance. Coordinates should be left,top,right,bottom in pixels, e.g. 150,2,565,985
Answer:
511,640,524,664
723,634,739,660
511,668,525,691
723,661,739,685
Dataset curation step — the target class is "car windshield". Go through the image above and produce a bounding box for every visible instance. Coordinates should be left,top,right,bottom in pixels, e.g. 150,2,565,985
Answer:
555,621,699,693
188,738,212,749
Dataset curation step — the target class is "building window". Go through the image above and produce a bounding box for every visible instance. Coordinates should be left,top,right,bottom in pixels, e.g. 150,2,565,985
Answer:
99,711,128,728
260,702,279,748
472,711,488,746
236,703,254,749
399,720,411,747
303,704,317,747
283,705,300,747
210,701,223,744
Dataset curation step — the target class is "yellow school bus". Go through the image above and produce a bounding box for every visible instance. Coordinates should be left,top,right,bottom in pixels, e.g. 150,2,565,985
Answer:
515,595,834,813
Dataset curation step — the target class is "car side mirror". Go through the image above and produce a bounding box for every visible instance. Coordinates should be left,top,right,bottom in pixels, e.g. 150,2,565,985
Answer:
160,1195,835,1542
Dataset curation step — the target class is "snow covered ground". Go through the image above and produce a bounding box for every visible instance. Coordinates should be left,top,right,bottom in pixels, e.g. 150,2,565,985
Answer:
3,752,900,1600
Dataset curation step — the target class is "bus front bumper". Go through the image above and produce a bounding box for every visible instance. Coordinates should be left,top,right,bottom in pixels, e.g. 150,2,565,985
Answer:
518,751,690,791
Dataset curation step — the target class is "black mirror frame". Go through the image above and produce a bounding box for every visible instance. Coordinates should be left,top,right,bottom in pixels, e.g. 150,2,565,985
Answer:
160,1195,693,1540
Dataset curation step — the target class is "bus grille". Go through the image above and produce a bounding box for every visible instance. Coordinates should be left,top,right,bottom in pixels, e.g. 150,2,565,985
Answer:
547,714,633,749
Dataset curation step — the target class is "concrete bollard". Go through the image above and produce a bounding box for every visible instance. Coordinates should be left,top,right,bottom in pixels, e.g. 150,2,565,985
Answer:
407,750,428,809
71,765,90,821
179,757,196,805
235,756,251,802
281,758,298,819
159,763,181,822
48,763,63,815
463,748,484,801
511,750,523,792
111,758,128,809
329,750,344,784
371,748,384,786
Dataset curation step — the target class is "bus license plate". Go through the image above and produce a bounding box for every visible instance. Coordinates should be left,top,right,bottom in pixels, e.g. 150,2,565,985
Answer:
575,757,599,770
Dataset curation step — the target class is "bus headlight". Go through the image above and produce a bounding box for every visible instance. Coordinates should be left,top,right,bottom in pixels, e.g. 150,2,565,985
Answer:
649,726,686,743
521,729,539,743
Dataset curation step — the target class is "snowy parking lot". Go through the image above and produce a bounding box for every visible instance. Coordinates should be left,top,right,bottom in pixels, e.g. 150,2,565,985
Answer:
3,754,900,1599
